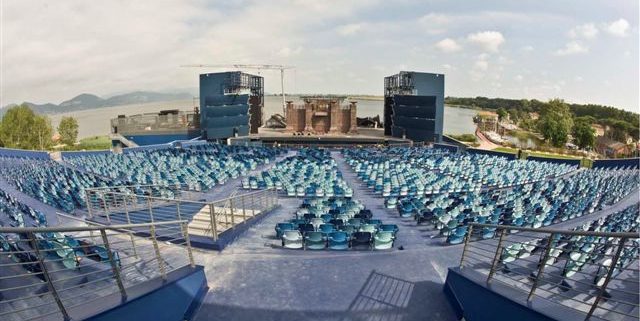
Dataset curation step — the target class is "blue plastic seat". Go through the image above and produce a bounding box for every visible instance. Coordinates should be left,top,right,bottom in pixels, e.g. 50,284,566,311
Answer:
328,231,350,250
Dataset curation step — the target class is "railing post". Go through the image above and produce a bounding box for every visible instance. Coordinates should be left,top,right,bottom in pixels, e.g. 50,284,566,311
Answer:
241,195,247,223
208,203,218,241
29,232,71,321
229,198,235,228
149,225,167,280
85,190,93,218
181,222,196,268
250,192,256,217
102,192,111,224
487,228,506,283
273,188,278,206
528,233,556,301
123,194,138,258
459,225,474,269
586,237,628,320
176,201,183,222
147,196,154,222
99,229,128,301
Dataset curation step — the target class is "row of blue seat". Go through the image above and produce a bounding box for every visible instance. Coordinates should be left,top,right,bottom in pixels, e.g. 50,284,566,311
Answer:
343,147,577,195
276,197,399,250
65,143,285,192
244,148,354,198
0,157,115,213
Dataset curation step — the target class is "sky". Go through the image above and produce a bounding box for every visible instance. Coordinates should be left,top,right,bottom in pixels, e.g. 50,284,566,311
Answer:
1,0,638,112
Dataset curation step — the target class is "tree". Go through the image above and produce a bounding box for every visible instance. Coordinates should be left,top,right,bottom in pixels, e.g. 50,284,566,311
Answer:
496,108,507,122
58,116,79,145
537,99,573,147
573,118,596,149
0,104,53,150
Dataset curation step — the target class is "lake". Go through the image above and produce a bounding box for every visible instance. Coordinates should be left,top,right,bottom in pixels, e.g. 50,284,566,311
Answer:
49,96,477,139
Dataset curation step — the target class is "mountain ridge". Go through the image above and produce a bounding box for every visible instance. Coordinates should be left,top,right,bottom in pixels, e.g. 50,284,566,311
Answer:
2,91,193,115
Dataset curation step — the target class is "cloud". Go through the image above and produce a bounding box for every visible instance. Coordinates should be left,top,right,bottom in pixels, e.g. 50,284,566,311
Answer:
336,23,363,36
521,45,534,52
435,38,461,53
604,18,630,37
555,41,589,56
276,46,303,57
467,31,505,52
568,23,599,39
515,75,524,82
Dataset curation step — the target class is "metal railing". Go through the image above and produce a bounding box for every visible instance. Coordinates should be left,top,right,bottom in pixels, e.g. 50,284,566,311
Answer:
85,185,279,242
0,220,194,321
459,223,639,321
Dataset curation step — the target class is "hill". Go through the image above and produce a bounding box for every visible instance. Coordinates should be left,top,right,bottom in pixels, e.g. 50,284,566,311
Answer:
2,91,193,115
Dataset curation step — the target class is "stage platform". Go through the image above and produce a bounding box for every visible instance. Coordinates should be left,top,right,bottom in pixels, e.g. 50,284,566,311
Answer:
229,128,412,147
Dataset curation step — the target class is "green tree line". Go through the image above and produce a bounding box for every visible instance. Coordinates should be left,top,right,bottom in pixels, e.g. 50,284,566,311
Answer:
447,96,639,144
0,104,78,150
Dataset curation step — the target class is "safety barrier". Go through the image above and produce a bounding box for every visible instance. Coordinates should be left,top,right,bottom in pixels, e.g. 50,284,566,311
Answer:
85,185,279,242
0,220,194,321
458,223,639,320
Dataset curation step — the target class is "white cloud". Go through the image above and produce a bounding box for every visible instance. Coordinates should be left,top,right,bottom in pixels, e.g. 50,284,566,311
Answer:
467,31,505,52
515,75,524,82
568,23,599,39
604,18,630,37
555,41,589,56
336,23,363,36
521,45,534,52
276,46,303,57
474,60,489,71
435,38,461,53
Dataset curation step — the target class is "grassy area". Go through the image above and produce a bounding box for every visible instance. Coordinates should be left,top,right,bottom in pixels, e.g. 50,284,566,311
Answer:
449,133,477,143
77,135,111,150
56,135,111,151
492,147,518,154
493,146,582,159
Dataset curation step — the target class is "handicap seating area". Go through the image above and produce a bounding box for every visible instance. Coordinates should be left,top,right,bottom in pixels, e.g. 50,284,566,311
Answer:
243,148,353,198
64,143,285,191
0,157,115,213
275,197,399,250
343,147,577,195
413,167,639,244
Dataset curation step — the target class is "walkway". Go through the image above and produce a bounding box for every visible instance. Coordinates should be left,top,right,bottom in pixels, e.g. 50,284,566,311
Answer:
192,150,461,321
475,129,500,150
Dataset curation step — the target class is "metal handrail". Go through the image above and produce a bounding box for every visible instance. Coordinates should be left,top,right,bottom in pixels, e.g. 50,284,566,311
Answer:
0,220,187,233
467,223,640,238
459,223,639,321
0,218,194,321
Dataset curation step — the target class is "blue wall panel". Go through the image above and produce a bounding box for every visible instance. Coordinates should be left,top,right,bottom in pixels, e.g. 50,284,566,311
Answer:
593,158,640,169
444,268,559,321
123,134,198,147
527,156,581,167
467,148,517,160
87,266,207,321
0,147,50,159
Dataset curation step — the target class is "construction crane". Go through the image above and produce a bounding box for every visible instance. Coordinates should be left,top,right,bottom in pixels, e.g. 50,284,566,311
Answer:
181,64,295,116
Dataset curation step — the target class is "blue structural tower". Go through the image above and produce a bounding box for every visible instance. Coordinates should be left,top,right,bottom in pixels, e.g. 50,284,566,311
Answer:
384,71,445,142
199,71,264,140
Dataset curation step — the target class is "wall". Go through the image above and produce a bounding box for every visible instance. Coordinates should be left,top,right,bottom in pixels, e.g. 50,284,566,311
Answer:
444,268,562,321
593,158,640,169
526,156,581,167
0,147,50,159
123,133,199,146
86,266,207,321
466,148,517,160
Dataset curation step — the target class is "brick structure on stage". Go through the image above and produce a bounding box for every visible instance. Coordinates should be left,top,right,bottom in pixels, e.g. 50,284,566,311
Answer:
285,96,357,134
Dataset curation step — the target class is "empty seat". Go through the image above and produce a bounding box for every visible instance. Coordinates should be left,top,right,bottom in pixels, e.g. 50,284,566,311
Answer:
282,230,303,249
